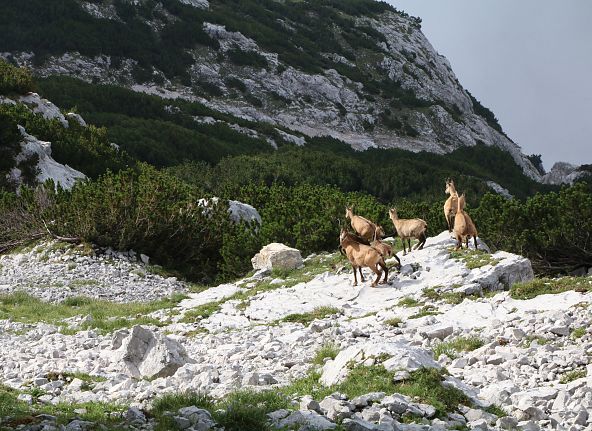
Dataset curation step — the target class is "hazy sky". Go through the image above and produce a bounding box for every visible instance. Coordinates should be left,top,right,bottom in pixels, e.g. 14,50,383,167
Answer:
387,0,592,169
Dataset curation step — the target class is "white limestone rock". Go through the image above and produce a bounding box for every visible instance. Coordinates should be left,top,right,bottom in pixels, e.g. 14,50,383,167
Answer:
108,326,191,379
11,126,86,190
251,243,303,271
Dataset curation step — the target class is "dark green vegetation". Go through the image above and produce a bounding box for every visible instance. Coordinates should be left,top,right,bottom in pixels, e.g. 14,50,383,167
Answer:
37,76,550,202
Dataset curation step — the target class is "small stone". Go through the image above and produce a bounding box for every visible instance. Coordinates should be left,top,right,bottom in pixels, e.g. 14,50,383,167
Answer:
496,416,518,430
125,407,146,424
173,416,192,429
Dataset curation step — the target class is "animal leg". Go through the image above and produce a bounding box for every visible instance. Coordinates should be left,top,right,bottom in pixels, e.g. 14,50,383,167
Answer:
446,216,452,232
465,237,469,249
473,236,478,250
407,239,412,253
370,264,381,287
455,235,462,250
352,265,358,286
379,261,388,284
358,267,365,282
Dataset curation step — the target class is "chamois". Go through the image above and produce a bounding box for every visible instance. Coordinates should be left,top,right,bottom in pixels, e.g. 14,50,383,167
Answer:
453,193,478,250
388,208,428,254
345,207,384,242
339,228,388,287
444,179,459,232
370,238,402,268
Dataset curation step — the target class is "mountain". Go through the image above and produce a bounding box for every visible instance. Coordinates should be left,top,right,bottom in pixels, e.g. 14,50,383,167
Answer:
0,0,543,183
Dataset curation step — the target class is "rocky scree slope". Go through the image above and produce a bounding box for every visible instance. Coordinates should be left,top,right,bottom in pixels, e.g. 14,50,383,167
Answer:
1,233,592,430
0,0,542,181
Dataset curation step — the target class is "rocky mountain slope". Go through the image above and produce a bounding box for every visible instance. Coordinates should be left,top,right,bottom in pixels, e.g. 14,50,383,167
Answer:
1,233,591,430
0,0,543,181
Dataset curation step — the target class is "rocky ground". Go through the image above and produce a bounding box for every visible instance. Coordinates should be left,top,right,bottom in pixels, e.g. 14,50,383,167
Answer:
0,233,591,430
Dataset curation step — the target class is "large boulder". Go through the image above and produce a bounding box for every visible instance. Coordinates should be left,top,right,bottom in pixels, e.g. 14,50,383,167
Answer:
251,243,303,271
110,326,191,379
197,197,261,225
320,342,439,386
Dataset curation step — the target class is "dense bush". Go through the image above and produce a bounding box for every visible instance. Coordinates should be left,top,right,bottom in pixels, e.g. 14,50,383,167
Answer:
0,60,35,94
474,182,592,274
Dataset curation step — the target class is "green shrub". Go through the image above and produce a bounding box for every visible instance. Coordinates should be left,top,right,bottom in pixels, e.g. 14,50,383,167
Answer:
510,277,592,300
226,49,269,69
0,60,35,94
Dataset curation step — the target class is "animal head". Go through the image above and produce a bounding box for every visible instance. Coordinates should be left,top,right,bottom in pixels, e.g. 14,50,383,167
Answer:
458,193,466,212
445,179,455,195
389,208,398,219
375,225,385,240
345,206,353,219
339,227,349,243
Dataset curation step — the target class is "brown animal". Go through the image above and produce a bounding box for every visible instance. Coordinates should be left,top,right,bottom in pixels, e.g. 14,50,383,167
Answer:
370,239,402,268
388,208,428,254
453,193,478,250
444,179,459,232
339,228,388,287
345,207,384,242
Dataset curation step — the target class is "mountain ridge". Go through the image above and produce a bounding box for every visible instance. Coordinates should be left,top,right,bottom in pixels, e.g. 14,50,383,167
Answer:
0,0,544,181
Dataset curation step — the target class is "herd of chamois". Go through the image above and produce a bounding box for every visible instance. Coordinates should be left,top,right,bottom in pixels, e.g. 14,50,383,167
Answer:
339,179,478,287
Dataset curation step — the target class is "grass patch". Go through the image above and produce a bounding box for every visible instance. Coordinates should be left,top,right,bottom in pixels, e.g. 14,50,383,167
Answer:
281,366,468,417
432,336,484,359
571,327,587,339
180,300,223,323
510,277,592,300
282,306,340,325
521,335,549,347
423,287,467,305
312,343,340,365
398,296,422,307
151,389,289,431
384,317,403,327
449,249,501,270
409,305,440,319
559,369,586,384
0,291,186,334
0,384,125,428
68,279,100,288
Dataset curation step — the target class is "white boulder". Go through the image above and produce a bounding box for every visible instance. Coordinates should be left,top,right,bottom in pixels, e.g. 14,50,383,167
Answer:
251,243,303,271
109,326,191,379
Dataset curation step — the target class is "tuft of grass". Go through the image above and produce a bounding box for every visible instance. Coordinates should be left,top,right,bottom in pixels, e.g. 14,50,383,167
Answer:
409,305,440,319
215,390,290,431
282,306,340,325
312,343,340,365
398,296,422,308
0,291,185,334
423,287,467,305
384,317,403,327
432,336,484,360
485,405,506,417
571,327,587,339
559,369,586,384
510,277,592,300
449,249,501,270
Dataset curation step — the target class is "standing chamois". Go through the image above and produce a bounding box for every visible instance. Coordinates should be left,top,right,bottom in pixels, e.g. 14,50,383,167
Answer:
453,193,478,250
444,179,459,232
388,208,427,255
340,228,388,287
345,206,384,242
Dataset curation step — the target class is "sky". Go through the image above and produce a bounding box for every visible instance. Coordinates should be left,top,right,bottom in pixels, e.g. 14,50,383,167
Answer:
387,0,592,170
